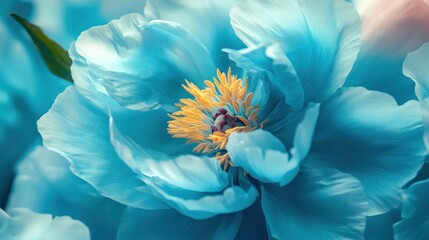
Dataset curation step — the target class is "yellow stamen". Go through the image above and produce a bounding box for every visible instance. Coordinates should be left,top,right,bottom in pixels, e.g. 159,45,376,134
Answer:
167,68,267,168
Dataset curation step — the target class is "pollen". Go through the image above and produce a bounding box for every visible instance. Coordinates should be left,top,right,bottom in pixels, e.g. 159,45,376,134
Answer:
168,68,267,169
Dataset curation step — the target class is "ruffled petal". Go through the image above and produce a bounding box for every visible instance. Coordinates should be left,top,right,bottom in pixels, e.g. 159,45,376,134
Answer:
308,87,427,215
227,103,319,185
110,123,258,219
117,207,242,240
71,13,215,111
110,119,228,192
144,0,243,70
0,208,90,240
403,42,429,101
38,87,166,210
261,165,368,239
226,44,304,111
230,0,361,103
394,179,429,240
6,146,124,240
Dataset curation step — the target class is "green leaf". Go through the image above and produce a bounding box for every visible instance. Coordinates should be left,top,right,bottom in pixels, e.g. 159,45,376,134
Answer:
10,13,73,82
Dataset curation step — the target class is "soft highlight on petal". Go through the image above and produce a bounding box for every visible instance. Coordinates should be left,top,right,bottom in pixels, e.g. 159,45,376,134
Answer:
71,13,215,111
308,87,427,215
0,208,90,240
230,0,361,103
261,165,368,239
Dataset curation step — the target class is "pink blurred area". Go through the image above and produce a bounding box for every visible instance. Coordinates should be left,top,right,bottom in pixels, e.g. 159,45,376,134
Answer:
356,0,429,55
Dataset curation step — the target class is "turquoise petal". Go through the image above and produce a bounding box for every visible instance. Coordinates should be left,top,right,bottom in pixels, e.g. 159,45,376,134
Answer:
226,44,304,111
144,0,244,70
365,209,400,240
117,207,242,240
38,87,166,210
394,179,429,240
0,208,90,240
403,42,429,101
261,165,368,239
110,119,228,192
110,123,258,219
230,0,361,103
6,146,124,240
227,103,319,185
70,13,215,111
308,87,427,215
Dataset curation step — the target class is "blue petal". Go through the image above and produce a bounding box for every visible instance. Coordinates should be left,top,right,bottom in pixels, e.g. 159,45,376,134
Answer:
110,119,228,192
423,99,429,149
227,103,319,185
0,208,90,240
365,209,400,240
110,105,193,157
345,49,417,104
230,0,361,103
117,207,242,240
110,124,258,219
261,165,368,239
144,0,244,70
38,87,166,210
394,179,429,240
235,199,268,240
403,42,429,101
71,13,215,111
307,87,427,215
226,44,304,111
6,146,124,240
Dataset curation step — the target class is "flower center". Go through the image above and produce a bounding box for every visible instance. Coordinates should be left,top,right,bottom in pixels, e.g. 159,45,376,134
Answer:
168,68,267,169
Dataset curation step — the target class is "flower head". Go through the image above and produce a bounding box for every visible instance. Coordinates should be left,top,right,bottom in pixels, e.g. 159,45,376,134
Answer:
38,0,427,239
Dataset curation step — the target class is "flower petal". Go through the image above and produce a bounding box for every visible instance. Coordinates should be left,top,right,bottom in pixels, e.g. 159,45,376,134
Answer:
38,87,166,210
6,146,124,240
234,200,268,240
110,105,192,157
403,42,429,101
227,103,319,185
71,13,215,111
230,0,361,103
394,179,429,240
225,44,304,111
308,87,427,215
110,119,228,192
365,209,400,240
0,208,90,240
117,207,242,240
144,0,243,70
261,165,368,239
110,122,258,219
344,51,416,104
143,178,258,219
423,98,429,148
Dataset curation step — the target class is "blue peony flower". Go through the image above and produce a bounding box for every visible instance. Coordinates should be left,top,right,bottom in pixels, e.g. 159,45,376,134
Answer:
6,145,124,240
38,0,427,239
0,207,90,240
